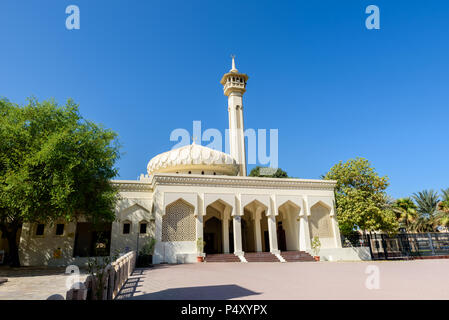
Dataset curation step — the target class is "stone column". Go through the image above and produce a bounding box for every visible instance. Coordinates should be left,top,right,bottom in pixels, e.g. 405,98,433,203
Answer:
299,197,312,251
254,211,262,252
196,214,203,241
299,215,312,251
233,215,243,255
222,207,231,253
330,205,342,248
267,208,279,254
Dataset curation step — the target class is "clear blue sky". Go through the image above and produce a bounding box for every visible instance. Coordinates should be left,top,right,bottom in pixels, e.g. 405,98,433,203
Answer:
1,1,448,199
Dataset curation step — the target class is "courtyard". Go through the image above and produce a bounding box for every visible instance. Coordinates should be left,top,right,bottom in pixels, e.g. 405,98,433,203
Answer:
0,266,88,300
115,260,449,300
0,260,448,300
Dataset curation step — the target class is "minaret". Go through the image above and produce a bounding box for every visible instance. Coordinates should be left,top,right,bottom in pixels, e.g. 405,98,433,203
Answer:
220,56,249,176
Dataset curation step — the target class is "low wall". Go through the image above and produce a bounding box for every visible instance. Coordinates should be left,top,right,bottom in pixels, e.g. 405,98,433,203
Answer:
153,241,197,264
66,251,136,300
314,247,372,261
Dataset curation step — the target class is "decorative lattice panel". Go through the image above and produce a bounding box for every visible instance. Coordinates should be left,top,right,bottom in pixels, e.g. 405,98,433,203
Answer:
162,200,196,242
309,204,333,238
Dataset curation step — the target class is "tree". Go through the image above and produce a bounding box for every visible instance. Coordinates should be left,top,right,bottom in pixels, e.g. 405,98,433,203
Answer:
436,188,449,230
410,190,439,232
249,166,288,178
392,198,418,232
0,98,120,266
412,190,439,217
323,157,398,235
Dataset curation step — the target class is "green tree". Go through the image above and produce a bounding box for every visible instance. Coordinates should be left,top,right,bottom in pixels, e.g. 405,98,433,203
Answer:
411,190,439,232
249,166,288,178
436,188,449,230
0,98,120,266
412,190,439,217
392,198,418,232
323,157,398,235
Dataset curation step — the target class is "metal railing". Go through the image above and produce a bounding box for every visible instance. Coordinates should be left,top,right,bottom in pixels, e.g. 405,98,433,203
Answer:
341,232,449,260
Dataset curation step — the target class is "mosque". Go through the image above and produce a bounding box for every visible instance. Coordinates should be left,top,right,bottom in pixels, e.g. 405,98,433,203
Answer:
17,58,364,266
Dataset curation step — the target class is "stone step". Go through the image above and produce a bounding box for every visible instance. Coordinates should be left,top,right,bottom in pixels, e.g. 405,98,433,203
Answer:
205,254,241,262
244,252,280,262
280,251,315,262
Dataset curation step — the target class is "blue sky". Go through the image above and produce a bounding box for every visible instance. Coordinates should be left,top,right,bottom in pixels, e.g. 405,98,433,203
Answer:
1,1,448,199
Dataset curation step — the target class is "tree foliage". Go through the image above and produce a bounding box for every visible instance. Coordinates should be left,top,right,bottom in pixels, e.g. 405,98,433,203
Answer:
392,198,418,232
323,157,398,235
248,166,288,178
436,188,449,229
410,190,439,232
0,97,120,266
412,190,439,217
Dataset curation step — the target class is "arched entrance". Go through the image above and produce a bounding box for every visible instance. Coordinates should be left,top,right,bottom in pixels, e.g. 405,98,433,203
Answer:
204,199,233,254
277,201,301,251
204,217,222,254
242,200,267,252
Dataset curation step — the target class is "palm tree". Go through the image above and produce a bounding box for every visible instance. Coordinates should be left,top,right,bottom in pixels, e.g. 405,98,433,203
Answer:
392,198,418,232
411,215,436,232
411,190,439,232
441,188,449,202
436,188,449,231
412,190,439,217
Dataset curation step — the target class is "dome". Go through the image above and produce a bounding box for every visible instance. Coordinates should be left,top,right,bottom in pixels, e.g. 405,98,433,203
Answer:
147,143,239,176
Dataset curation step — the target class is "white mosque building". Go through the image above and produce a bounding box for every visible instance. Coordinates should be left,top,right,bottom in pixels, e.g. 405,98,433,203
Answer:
17,58,367,266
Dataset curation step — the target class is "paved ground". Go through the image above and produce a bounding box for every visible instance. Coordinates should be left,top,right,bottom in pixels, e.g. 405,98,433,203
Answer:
116,260,449,300
0,266,88,300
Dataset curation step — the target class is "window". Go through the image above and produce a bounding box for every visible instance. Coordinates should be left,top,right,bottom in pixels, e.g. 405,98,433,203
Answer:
73,222,112,257
140,223,147,234
36,224,45,236
123,223,131,234
55,224,64,236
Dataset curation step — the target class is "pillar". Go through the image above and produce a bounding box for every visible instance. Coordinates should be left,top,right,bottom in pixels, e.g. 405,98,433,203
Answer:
222,207,231,253
299,215,312,251
233,215,243,255
254,210,262,252
299,197,312,251
267,209,279,254
196,214,203,241
330,205,342,248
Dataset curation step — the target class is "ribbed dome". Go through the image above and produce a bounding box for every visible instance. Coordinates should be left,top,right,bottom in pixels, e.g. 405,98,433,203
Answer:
147,143,239,176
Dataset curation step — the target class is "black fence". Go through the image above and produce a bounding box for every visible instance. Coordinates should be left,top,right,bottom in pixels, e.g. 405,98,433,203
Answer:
341,232,449,260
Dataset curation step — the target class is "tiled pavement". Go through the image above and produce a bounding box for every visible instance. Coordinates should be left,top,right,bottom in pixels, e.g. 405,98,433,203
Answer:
1,260,448,300
116,259,449,300
0,267,88,300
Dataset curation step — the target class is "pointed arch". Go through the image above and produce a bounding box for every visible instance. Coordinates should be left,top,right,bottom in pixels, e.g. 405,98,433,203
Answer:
162,199,196,242
309,201,333,239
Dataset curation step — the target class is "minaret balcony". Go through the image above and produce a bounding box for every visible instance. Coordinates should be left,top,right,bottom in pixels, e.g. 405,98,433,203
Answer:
223,81,246,95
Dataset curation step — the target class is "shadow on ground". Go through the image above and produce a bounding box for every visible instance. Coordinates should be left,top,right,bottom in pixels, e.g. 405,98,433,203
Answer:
122,284,260,300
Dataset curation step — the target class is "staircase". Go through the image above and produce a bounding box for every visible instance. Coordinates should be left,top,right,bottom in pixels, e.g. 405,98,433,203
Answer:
205,253,241,262
280,251,315,262
244,252,280,262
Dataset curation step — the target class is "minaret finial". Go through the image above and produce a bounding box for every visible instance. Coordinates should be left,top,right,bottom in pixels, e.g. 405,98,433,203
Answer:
230,54,238,72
